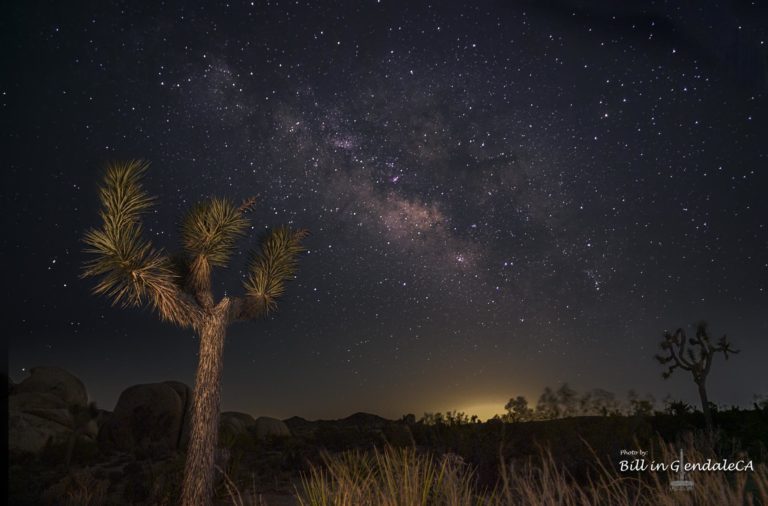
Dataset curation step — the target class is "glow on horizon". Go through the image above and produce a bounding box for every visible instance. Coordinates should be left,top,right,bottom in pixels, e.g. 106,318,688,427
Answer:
456,401,506,422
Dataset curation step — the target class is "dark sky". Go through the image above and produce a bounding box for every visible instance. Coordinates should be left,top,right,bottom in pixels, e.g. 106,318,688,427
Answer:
4,1,767,420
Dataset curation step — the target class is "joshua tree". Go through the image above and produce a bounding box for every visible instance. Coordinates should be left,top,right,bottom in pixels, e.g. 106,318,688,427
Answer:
82,161,307,506
655,322,738,433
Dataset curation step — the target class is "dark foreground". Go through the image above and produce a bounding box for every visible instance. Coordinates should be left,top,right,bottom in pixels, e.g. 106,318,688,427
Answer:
8,368,768,505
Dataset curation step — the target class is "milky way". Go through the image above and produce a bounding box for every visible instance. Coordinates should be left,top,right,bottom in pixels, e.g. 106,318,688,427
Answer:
5,1,768,419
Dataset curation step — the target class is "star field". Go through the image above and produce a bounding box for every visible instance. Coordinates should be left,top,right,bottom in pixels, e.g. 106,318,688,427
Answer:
4,1,768,419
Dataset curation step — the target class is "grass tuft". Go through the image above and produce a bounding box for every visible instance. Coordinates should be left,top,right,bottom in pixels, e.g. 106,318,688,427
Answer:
291,441,768,506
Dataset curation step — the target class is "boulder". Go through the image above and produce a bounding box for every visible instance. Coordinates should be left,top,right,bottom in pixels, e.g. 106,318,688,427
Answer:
14,367,87,408
21,407,74,429
255,416,290,439
8,368,88,454
98,382,189,457
219,411,257,446
9,410,73,453
163,381,192,449
83,419,99,439
221,411,257,434
9,391,68,411
163,381,191,409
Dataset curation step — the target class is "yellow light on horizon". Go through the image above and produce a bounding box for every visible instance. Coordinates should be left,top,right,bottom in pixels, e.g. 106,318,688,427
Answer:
456,402,505,422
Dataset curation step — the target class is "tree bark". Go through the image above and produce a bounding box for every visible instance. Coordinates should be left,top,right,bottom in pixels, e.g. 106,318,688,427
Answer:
181,304,229,506
697,380,713,435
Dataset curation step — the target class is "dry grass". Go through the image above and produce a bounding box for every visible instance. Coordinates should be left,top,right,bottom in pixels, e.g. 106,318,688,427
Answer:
291,440,768,506
62,470,108,506
295,447,486,506
219,467,269,506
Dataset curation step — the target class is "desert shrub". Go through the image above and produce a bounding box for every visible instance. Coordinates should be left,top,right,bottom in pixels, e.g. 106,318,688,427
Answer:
38,436,74,467
382,422,415,447
9,459,61,506
63,470,109,506
296,446,485,506
122,460,152,503
314,425,384,451
68,438,101,467
147,454,186,505
217,436,319,497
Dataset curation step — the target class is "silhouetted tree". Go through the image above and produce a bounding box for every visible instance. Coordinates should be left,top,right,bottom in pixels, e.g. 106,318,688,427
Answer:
504,395,533,422
655,322,738,433
581,388,621,416
664,398,694,417
557,383,578,417
446,411,466,425
534,383,587,419
536,386,560,419
82,161,307,506
420,412,446,426
627,389,655,417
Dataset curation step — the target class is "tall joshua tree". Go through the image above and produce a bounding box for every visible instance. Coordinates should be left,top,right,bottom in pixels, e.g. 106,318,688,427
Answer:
82,161,307,506
655,322,738,433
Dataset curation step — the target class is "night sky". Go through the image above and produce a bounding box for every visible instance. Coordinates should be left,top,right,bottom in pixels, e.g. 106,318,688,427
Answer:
4,1,768,421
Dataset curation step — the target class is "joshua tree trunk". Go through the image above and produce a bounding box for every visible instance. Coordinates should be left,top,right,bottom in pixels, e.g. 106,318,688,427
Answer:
696,379,713,435
83,164,308,506
181,301,230,506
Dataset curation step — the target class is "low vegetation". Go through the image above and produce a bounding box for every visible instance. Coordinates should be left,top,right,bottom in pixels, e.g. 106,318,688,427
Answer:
293,440,768,506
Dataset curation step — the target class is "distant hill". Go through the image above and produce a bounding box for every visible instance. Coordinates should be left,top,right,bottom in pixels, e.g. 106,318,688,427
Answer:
339,412,389,428
284,412,392,435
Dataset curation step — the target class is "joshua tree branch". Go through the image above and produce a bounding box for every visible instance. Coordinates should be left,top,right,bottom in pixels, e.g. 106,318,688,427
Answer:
241,226,308,319
181,197,250,310
82,161,204,328
184,255,215,310
227,295,267,323
659,330,694,371
675,329,696,369
238,196,257,214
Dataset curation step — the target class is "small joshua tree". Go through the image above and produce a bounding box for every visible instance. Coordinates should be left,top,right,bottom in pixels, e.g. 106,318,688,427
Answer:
82,161,307,506
655,322,738,433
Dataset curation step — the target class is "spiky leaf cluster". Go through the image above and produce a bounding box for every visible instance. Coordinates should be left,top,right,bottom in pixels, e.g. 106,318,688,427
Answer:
83,161,307,328
181,198,250,267
655,322,739,382
244,227,309,315
180,198,250,298
82,161,194,326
